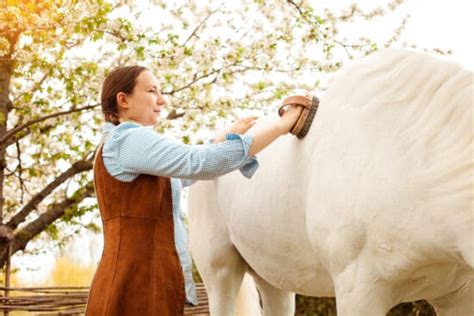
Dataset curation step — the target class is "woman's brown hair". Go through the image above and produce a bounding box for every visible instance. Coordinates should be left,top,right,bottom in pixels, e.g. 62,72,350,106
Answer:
101,65,148,125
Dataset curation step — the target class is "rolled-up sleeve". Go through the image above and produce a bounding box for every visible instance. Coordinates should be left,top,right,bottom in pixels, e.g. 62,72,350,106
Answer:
112,125,259,180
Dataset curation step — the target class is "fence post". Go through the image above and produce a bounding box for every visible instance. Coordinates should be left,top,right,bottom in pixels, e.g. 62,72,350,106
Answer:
3,242,11,316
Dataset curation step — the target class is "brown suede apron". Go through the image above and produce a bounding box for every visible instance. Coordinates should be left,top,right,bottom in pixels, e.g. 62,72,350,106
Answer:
85,145,185,315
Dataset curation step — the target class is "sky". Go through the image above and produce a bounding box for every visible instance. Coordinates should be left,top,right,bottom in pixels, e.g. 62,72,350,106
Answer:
317,0,473,69
12,0,474,285
400,0,473,68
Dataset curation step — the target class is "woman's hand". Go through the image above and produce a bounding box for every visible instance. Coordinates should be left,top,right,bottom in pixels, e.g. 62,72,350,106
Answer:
214,116,258,143
228,116,258,134
277,105,303,135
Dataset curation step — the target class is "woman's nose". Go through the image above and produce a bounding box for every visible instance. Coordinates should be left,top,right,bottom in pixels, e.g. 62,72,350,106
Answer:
157,94,167,106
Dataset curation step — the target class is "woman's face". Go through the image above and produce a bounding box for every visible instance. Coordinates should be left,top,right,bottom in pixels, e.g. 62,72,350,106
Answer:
117,70,166,126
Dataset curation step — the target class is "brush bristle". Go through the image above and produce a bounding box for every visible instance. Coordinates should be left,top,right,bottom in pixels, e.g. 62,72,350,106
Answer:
296,96,319,139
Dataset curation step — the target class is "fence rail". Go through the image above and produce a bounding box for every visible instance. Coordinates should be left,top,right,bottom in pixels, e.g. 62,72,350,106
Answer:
0,284,210,315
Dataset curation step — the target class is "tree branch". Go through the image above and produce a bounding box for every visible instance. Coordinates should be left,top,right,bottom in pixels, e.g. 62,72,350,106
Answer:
0,181,94,267
287,0,306,18
4,123,55,147
6,157,93,230
15,141,26,204
285,1,323,26
165,62,278,97
384,14,410,48
181,6,222,47
164,68,223,95
0,104,100,146
11,73,49,105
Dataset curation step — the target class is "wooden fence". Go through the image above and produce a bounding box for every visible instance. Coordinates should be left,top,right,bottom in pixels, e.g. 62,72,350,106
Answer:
0,284,210,315
0,241,210,315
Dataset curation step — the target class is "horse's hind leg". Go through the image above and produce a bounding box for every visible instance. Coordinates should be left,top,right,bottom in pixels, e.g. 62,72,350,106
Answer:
431,280,474,316
250,272,295,316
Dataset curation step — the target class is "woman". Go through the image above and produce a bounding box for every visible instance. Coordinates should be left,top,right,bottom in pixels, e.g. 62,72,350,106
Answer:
85,65,303,315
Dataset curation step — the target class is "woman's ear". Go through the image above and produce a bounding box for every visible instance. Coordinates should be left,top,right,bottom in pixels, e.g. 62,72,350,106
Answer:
116,92,129,110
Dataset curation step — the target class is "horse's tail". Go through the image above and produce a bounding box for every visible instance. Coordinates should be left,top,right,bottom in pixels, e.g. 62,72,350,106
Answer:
235,273,261,316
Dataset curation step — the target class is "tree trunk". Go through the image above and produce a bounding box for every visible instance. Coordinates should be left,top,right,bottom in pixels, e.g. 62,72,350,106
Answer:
1,52,10,225
0,30,19,224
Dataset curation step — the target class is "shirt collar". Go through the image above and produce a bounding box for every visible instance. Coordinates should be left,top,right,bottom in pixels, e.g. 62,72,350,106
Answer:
102,120,154,136
102,122,117,135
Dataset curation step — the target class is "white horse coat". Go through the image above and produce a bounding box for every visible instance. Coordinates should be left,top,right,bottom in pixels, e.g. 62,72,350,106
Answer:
188,49,473,315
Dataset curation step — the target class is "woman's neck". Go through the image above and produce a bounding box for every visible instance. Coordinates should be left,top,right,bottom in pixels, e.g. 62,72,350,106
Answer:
119,118,141,125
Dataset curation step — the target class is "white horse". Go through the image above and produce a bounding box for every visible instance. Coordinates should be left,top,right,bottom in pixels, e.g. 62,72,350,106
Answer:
188,49,473,316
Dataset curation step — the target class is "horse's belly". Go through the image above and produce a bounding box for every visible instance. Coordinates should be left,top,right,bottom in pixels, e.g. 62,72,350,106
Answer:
215,136,333,296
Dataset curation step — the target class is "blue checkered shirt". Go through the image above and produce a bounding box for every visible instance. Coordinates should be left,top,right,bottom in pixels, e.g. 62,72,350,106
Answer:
99,121,259,305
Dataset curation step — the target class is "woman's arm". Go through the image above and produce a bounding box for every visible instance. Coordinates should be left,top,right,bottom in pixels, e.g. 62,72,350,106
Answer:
212,105,302,156
105,105,302,181
248,105,302,155
110,125,257,180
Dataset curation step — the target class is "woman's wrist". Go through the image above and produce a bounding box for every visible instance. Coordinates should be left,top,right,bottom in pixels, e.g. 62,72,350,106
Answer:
213,132,227,143
275,119,289,136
